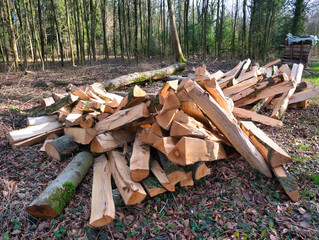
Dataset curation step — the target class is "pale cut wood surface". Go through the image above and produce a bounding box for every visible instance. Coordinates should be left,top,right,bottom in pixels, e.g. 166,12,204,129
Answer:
90,155,115,227
184,81,272,177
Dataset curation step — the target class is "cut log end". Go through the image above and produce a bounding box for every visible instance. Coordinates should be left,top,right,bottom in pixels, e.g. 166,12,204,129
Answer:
131,170,150,182
25,205,58,219
90,216,115,227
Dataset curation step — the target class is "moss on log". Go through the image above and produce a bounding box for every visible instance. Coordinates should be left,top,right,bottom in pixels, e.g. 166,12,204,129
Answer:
102,63,186,91
26,152,94,219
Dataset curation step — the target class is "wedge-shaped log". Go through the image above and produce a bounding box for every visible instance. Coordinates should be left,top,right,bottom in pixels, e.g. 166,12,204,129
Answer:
41,97,55,108
234,80,294,107
142,174,167,197
156,109,178,131
116,85,148,111
150,158,174,192
157,150,188,185
68,84,90,100
11,127,64,149
36,94,79,116
159,80,179,104
271,64,304,119
232,107,283,127
108,150,147,205
231,75,285,103
90,83,123,103
180,101,212,128
26,152,93,218
184,81,272,177
159,91,181,114
289,86,319,104
8,121,63,144
170,121,206,138
153,137,178,155
90,155,115,227
180,171,194,187
148,122,164,144
204,79,234,119
192,162,211,180
91,130,135,153
223,77,258,97
95,103,150,132
45,135,79,160
273,166,299,202
64,127,97,145
240,121,291,167
262,59,281,68
130,131,150,182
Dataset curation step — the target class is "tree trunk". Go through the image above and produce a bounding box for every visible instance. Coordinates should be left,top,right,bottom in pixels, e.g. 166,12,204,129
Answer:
83,0,91,63
5,0,19,71
167,0,186,62
147,0,151,58
26,152,94,219
122,0,129,59
242,0,246,57
65,0,75,66
231,0,238,56
134,0,138,62
50,0,64,66
218,0,224,58
37,0,45,64
184,0,189,57
113,0,116,59
90,0,96,61
118,0,124,60
101,0,109,59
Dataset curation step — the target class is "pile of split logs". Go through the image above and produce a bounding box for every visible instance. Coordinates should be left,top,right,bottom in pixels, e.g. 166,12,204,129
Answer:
7,60,319,227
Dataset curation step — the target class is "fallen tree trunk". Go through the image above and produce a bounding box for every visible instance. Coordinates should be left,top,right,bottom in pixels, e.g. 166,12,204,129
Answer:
102,63,187,91
26,152,93,219
184,81,272,177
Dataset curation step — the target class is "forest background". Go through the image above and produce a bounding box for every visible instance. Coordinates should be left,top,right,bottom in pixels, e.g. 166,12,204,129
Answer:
0,0,319,73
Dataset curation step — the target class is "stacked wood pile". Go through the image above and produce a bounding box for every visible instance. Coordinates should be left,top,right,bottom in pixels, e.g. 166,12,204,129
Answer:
7,60,319,227
281,39,313,65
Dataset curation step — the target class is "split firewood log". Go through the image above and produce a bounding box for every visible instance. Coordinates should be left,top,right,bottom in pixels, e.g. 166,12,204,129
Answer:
184,81,272,177
90,155,115,227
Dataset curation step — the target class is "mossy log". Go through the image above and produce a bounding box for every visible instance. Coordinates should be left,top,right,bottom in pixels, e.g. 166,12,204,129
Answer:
45,135,79,160
26,152,94,219
102,63,186,91
36,94,79,116
142,174,167,197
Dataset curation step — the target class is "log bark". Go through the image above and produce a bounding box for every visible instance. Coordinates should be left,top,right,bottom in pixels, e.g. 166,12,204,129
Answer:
150,158,174,192
108,150,147,205
142,174,167,197
273,166,299,202
26,152,94,218
240,121,291,167
45,135,79,160
233,107,283,127
36,94,79,116
102,63,186,91
157,150,188,185
90,155,115,227
184,81,272,177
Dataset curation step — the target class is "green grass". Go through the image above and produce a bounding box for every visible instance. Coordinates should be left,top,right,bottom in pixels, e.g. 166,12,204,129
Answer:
304,62,319,85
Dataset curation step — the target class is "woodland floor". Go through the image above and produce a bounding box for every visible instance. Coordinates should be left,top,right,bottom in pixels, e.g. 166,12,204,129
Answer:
0,58,319,240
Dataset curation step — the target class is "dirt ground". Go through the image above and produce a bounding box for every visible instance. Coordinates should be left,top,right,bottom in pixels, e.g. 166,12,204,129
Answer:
0,59,319,240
